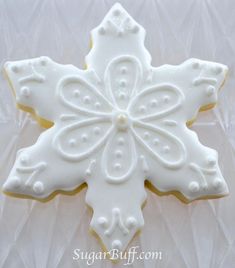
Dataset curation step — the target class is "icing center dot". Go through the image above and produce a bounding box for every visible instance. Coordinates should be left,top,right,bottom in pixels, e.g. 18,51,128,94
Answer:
114,113,129,131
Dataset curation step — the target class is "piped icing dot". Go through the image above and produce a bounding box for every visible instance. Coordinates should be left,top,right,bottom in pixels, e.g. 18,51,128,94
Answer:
163,145,170,153
11,65,19,73
192,61,200,69
213,66,222,75
81,134,88,142
112,240,122,250
213,178,223,190
207,156,216,167
144,132,150,139
163,95,170,103
40,56,48,66
10,176,21,188
126,217,137,228
93,127,101,135
115,150,123,158
98,217,108,227
117,137,125,145
189,181,200,193
139,105,146,113
115,113,129,131
98,27,106,35
113,9,121,16
33,181,44,194
95,102,101,109
73,89,80,98
113,207,120,214
69,138,76,147
150,99,158,108
119,92,126,100
120,66,127,74
206,86,215,96
20,154,29,165
132,25,139,33
119,79,127,87
153,138,159,145
20,87,31,97
83,95,91,104
114,163,121,170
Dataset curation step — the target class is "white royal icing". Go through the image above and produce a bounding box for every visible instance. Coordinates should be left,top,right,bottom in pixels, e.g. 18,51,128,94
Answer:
3,3,229,252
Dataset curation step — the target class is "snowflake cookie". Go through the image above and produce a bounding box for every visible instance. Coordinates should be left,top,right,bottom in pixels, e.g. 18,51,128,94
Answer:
3,3,229,252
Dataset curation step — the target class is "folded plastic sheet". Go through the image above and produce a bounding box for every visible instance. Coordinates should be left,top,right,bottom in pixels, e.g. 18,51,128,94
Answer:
0,0,235,267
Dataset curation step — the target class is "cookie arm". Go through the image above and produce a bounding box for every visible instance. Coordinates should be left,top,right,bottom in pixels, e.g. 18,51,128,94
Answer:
4,57,79,125
149,58,228,123
143,125,229,202
2,125,86,199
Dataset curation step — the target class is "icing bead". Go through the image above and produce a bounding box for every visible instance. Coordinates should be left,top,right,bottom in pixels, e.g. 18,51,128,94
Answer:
189,181,200,193
126,217,137,228
163,95,170,103
144,132,150,139
119,79,127,87
192,61,200,69
117,137,125,145
83,95,91,104
131,25,139,33
213,66,222,75
20,87,31,97
163,145,170,154
33,181,44,194
150,99,158,107
139,105,146,113
98,217,108,227
95,102,101,109
20,154,29,165
81,134,88,142
153,138,159,145
10,176,21,188
98,27,106,35
11,65,20,73
212,178,223,190
114,163,121,170
69,139,76,147
113,9,121,16
118,92,126,100
206,86,215,96
115,150,122,158
120,66,127,74
40,56,48,66
207,156,216,167
112,240,122,250
93,127,101,135
73,89,80,98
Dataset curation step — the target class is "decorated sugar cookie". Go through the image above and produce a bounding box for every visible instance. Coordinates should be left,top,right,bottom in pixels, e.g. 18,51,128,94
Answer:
3,3,229,252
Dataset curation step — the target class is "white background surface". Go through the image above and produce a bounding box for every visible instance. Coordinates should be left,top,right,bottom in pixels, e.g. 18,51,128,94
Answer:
0,0,235,267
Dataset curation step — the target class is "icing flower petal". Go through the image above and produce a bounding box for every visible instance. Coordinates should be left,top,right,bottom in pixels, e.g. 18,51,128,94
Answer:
58,75,113,117
53,117,113,161
128,84,184,121
104,56,142,110
132,120,186,169
102,129,137,184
